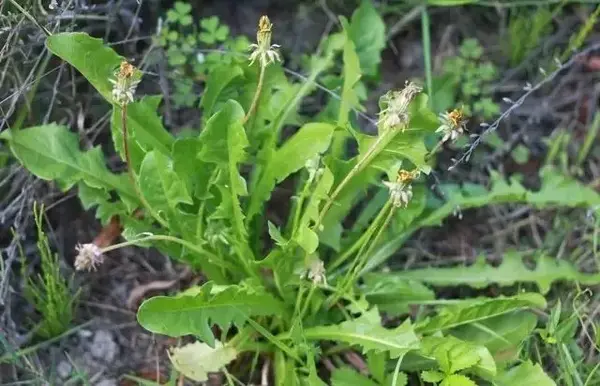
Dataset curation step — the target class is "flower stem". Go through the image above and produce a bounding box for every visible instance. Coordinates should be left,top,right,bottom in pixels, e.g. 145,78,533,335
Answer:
328,200,396,307
100,234,229,269
120,104,169,229
315,130,394,231
243,63,266,125
425,139,444,160
328,199,393,272
298,284,317,322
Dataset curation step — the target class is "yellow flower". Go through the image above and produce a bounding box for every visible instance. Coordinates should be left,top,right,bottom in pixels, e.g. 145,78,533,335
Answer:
249,15,281,67
437,108,468,143
383,169,419,208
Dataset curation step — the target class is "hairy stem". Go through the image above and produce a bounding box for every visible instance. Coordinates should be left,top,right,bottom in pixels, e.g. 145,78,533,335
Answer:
120,104,169,229
243,63,266,124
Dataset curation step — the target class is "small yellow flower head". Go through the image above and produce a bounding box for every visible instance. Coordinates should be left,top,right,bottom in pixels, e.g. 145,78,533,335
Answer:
74,243,104,271
383,169,419,208
109,60,140,106
377,81,422,132
249,15,281,67
437,108,468,143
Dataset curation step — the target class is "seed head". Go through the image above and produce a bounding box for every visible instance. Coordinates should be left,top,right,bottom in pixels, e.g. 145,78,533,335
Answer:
74,243,104,271
306,259,327,286
109,60,140,106
249,15,281,67
377,81,422,132
437,108,468,143
383,169,419,208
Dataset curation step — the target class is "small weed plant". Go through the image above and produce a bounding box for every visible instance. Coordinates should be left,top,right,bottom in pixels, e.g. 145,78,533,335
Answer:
156,2,249,108
3,2,600,384
19,203,79,339
436,38,499,119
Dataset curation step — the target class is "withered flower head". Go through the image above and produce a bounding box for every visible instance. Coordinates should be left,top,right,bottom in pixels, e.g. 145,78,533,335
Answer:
249,15,281,67
378,81,422,132
74,243,104,271
109,60,140,106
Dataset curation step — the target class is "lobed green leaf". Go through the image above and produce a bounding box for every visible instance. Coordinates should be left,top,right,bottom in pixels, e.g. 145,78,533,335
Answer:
416,293,546,335
301,308,419,359
373,251,600,294
0,124,137,206
137,282,284,347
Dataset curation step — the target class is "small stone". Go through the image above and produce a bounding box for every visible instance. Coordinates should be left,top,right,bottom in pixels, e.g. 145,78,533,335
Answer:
95,379,117,386
78,329,93,338
57,360,72,378
90,330,119,363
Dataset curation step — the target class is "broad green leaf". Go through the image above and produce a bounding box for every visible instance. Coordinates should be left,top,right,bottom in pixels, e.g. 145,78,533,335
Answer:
78,183,127,223
294,166,334,254
138,150,192,217
200,65,244,119
111,96,174,167
441,374,477,386
331,367,378,386
420,335,496,377
349,0,386,76
301,308,419,359
367,352,386,382
275,350,300,386
46,32,121,102
338,17,362,128
252,52,335,195
362,274,435,316
167,340,236,382
320,156,379,251
378,251,600,294
47,33,174,157
199,100,249,242
247,123,336,221
137,282,283,347
0,124,137,204
450,311,537,364
493,361,556,386
416,293,546,335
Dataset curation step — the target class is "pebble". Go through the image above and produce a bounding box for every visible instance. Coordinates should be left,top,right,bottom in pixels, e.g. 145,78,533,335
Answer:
56,360,72,378
95,379,117,386
90,330,119,363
